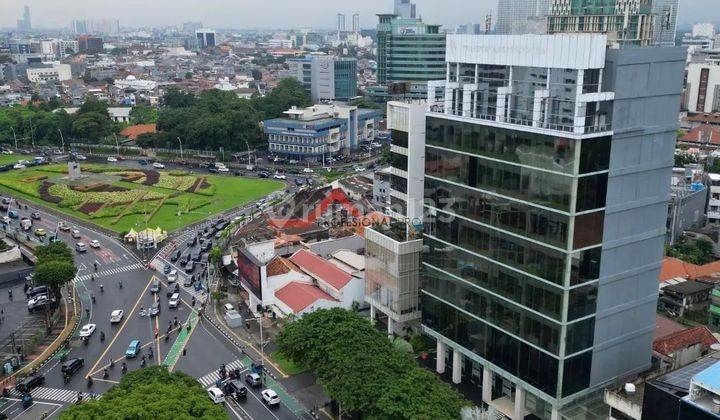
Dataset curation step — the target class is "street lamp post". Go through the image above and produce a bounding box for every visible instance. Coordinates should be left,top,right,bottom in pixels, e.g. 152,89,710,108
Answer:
177,137,184,160
57,129,65,153
244,140,251,168
9,127,17,150
113,134,120,157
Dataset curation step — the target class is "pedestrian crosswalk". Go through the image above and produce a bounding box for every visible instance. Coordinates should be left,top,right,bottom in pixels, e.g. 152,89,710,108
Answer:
10,386,99,403
197,359,245,387
73,263,144,283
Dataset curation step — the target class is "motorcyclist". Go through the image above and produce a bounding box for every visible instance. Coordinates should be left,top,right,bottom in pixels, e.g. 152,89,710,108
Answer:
103,368,108,379
100,331,105,341
99,284,103,293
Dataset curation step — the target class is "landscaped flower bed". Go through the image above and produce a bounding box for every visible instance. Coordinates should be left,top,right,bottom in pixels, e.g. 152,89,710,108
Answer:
77,202,104,214
0,179,42,198
141,170,160,186
70,183,129,193
48,183,164,208
39,181,61,203
157,173,197,191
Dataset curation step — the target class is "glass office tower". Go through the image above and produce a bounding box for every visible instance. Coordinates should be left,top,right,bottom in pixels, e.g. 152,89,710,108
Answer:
421,34,685,419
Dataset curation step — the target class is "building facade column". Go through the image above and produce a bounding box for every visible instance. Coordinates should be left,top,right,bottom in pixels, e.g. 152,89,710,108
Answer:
436,340,447,374
369,304,376,321
452,348,462,384
387,316,394,339
550,406,560,420
514,385,526,420
482,367,492,404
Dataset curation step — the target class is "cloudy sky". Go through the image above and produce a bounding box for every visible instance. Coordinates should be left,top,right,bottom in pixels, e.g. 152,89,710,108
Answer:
2,0,718,30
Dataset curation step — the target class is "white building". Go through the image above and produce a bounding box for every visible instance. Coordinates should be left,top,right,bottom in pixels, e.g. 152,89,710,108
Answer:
708,173,720,226
693,23,716,39
26,62,72,83
686,59,720,113
114,75,158,92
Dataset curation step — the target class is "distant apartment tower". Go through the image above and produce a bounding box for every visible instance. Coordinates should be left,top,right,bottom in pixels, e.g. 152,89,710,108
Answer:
17,6,31,32
686,51,720,114
352,13,360,33
418,34,685,419
547,0,678,46
287,55,357,102
337,14,346,32
394,0,416,19
495,0,550,35
77,35,104,54
370,11,446,100
195,29,216,49
71,19,120,35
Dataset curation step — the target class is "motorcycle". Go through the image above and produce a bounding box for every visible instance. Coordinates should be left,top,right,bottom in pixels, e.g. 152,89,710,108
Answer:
100,332,105,342
121,363,127,374
103,369,108,379
63,374,70,384
87,376,93,387
109,358,114,369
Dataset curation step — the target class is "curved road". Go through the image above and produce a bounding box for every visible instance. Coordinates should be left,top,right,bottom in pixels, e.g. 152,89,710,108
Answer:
0,196,305,420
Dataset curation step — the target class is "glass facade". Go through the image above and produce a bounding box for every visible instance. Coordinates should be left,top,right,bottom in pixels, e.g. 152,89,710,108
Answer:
422,116,608,400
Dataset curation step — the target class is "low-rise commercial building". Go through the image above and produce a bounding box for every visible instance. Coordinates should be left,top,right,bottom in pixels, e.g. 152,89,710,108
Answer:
287,55,357,102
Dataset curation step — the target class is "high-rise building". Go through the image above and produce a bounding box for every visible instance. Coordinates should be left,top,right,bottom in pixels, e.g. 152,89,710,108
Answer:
287,55,357,102
547,0,678,46
337,14,346,33
16,6,31,32
77,35,104,54
412,33,685,419
370,10,445,101
394,0,416,19
685,51,720,114
495,0,550,35
352,14,360,33
195,29,216,49
71,19,120,35
182,22,203,33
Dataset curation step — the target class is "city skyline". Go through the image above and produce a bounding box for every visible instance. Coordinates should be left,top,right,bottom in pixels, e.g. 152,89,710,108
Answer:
3,0,717,31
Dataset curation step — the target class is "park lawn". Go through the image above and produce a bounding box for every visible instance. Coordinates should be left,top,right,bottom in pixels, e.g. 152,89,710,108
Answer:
270,351,308,376
0,154,34,165
0,165,284,234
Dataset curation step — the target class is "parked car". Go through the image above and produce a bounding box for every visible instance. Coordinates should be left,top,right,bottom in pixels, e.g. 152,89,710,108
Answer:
152,162,165,169
110,309,124,323
26,285,48,298
61,358,84,376
79,323,96,338
125,339,141,357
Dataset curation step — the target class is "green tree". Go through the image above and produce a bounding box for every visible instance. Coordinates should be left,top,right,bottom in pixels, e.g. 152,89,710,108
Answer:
33,260,76,300
72,112,113,141
34,241,73,263
252,77,311,119
667,238,717,265
60,366,226,419
349,97,382,110
251,69,262,81
163,86,196,108
78,96,109,117
130,105,159,124
277,308,467,419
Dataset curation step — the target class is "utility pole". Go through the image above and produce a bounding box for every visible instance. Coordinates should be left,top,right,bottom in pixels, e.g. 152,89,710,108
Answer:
9,127,17,150
57,129,65,153
177,137,184,160
113,134,120,157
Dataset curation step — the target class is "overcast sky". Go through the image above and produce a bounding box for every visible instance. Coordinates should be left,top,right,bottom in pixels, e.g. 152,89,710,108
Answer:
2,0,718,30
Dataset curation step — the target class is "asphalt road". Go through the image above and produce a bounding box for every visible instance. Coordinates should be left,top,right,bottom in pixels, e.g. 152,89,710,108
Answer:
0,197,303,419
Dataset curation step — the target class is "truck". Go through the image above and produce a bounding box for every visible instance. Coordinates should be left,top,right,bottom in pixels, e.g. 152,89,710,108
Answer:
20,218,31,231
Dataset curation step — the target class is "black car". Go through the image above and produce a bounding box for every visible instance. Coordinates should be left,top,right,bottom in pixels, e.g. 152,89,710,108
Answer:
179,254,190,265
208,167,219,173
163,265,172,275
190,236,198,246
294,178,304,186
61,358,84,375
191,251,201,262
149,302,161,317
30,212,40,220
183,275,194,287
16,374,45,393
166,283,179,297
26,285,49,298
170,249,181,262
184,260,194,273
223,380,247,399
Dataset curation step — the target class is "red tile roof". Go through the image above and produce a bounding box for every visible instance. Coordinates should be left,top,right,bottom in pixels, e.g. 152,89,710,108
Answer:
266,257,299,277
653,326,719,357
680,125,720,145
660,257,720,282
289,249,352,290
274,282,337,313
120,124,157,141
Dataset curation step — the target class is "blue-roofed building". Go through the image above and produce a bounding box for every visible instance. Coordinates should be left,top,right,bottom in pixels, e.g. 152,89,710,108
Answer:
264,104,382,163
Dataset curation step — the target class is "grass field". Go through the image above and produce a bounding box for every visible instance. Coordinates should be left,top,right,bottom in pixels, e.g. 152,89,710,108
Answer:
270,351,308,376
0,164,284,234
0,154,34,165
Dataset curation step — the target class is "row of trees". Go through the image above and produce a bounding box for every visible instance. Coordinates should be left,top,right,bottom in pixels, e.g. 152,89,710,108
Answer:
0,97,158,147
276,308,468,420
139,78,311,151
61,366,226,418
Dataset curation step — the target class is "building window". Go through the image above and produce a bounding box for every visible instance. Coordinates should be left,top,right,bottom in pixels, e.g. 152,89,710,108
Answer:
390,152,408,172
391,129,409,148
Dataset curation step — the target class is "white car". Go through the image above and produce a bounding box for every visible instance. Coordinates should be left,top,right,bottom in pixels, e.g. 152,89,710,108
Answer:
303,167,314,173
89,240,100,248
354,166,366,172
217,166,229,172
152,162,165,169
167,270,178,283
207,387,225,404
110,309,124,323
273,173,287,180
13,164,26,170
261,389,280,406
107,157,117,162
223,303,235,313
2,150,12,155
76,154,87,160
79,323,96,337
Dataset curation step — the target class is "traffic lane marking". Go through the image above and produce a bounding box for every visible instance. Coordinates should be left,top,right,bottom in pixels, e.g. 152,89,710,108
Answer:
86,275,155,378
